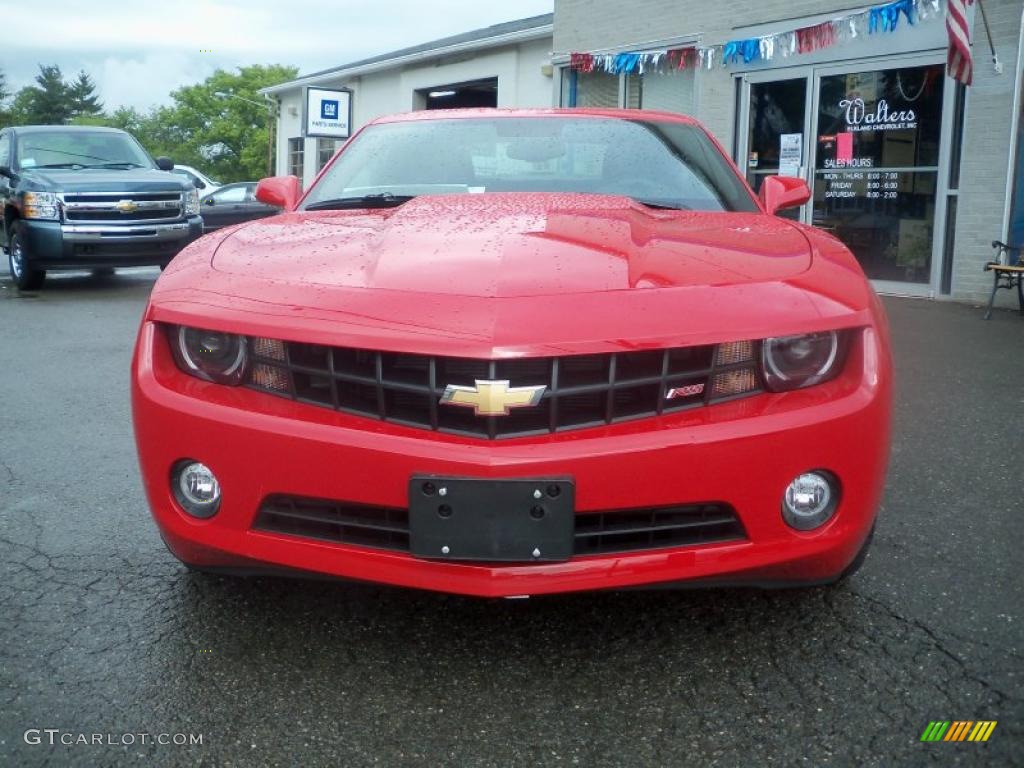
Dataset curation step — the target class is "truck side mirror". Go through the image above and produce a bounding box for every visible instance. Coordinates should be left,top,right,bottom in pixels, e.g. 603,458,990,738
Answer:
0,165,16,180
155,157,174,171
255,176,301,211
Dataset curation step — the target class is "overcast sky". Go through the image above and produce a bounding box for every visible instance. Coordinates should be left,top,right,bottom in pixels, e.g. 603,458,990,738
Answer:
3,0,553,111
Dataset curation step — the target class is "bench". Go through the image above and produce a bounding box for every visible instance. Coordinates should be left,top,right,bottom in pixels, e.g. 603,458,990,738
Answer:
983,240,1024,320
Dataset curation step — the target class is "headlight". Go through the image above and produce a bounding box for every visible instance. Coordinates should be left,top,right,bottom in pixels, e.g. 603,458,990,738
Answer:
169,326,248,385
184,188,200,216
762,331,843,391
22,191,60,220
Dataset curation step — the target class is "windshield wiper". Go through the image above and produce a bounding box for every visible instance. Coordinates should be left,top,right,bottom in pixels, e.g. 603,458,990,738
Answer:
33,162,86,169
633,199,691,211
304,193,416,211
88,162,145,169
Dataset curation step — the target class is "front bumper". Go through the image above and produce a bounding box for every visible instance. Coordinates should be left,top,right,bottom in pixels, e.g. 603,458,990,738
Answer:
19,217,204,269
132,322,891,597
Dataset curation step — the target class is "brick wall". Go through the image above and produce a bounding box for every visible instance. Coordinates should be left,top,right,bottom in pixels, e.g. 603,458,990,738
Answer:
950,0,1022,306
554,0,1024,305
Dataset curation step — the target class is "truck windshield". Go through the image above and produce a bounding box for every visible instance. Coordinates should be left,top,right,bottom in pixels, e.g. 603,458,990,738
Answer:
17,131,154,170
302,116,758,213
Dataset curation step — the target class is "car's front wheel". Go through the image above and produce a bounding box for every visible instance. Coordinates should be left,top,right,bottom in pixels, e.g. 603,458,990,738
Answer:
8,222,46,291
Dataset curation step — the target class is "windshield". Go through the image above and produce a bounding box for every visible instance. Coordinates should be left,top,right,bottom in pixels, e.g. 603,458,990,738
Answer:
302,116,758,212
16,130,154,170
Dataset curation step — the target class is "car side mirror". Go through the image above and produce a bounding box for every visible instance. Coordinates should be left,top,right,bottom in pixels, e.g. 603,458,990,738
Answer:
255,176,301,211
759,175,811,215
193,178,205,190
155,156,174,171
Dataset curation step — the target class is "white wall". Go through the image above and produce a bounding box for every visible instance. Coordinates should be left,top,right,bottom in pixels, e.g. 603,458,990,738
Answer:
272,36,555,183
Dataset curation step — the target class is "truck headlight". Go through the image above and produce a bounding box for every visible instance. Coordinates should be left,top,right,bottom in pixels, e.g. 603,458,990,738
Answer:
169,326,248,385
22,191,61,221
762,331,846,392
184,188,200,216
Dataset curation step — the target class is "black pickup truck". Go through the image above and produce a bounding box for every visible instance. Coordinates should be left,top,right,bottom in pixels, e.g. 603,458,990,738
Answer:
0,125,203,289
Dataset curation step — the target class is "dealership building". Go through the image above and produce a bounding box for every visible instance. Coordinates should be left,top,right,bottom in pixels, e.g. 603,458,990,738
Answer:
260,14,554,189
262,1,1023,306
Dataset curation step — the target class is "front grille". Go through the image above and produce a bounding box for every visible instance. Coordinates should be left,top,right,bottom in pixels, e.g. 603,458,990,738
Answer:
62,192,183,223
254,495,746,557
246,342,760,439
257,496,410,552
572,504,745,555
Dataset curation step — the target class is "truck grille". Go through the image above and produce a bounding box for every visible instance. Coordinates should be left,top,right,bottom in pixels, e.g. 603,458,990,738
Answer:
254,496,746,557
61,192,183,223
245,342,761,439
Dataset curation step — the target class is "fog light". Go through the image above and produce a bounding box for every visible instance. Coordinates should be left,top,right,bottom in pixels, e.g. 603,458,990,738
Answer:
782,471,838,530
172,461,221,518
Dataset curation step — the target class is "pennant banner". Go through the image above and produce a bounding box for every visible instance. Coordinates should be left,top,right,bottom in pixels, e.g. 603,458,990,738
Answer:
566,0,945,74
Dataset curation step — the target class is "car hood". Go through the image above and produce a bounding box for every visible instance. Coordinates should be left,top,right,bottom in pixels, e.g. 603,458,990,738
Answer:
210,193,811,298
21,167,190,194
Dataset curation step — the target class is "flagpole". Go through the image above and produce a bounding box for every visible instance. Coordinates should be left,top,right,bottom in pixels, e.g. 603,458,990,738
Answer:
975,0,1003,72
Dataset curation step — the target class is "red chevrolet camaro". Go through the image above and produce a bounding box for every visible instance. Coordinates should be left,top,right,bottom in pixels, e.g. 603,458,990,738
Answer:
131,108,892,597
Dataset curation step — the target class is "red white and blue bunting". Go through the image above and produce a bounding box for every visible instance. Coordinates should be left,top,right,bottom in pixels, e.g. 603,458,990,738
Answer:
566,0,944,74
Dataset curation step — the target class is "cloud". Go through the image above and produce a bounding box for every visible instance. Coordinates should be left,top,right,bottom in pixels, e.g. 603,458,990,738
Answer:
3,1,553,110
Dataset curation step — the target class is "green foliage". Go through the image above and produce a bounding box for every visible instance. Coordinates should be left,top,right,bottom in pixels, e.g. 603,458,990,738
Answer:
161,64,297,182
0,68,9,127
68,71,103,119
0,63,297,183
2,65,104,127
20,65,72,125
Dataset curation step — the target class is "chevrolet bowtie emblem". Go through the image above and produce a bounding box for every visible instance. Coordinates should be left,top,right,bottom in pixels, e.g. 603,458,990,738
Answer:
115,199,138,214
440,379,546,416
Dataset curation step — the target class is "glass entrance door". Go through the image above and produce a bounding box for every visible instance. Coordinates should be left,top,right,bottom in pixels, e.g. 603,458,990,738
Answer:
741,74,812,220
811,64,945,285
738,58,952,295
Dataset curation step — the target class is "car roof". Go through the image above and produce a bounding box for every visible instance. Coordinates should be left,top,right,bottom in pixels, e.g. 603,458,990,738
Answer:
369,107,702,127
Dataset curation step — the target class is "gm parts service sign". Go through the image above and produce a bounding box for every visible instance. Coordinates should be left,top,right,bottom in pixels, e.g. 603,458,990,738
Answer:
305,87,352,139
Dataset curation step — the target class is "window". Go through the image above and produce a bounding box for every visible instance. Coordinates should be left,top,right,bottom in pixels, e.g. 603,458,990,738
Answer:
813,64,945,284
561,67,696,116
211,184,248,203
16,129,152,169
573,71,620,108
0,133,10,167
634,71,696,114
316,138,342,172
288,138,304,186
303,116,758,213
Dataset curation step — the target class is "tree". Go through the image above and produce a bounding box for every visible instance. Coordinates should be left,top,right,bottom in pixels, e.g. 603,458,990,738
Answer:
68,70,103,119
162,64,297,182
0,68,10,128
22,64,71,124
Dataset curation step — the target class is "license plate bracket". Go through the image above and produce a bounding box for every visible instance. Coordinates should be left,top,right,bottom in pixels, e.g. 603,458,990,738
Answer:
408,476,575,562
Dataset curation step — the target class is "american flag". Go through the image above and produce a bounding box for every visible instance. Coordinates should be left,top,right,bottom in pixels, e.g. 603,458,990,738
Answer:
946,0,975,85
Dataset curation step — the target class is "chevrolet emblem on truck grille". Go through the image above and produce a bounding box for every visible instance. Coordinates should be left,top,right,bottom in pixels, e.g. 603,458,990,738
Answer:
440,380,546,416
116,199,139,214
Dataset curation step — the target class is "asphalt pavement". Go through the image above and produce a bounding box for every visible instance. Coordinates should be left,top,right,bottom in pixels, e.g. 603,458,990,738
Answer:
0,267,1021,767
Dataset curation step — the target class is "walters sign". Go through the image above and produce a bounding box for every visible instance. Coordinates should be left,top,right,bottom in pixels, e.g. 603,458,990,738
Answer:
838,97,917,132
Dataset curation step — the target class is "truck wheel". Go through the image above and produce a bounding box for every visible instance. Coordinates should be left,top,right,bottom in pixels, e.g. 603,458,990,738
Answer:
8,222,46,290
